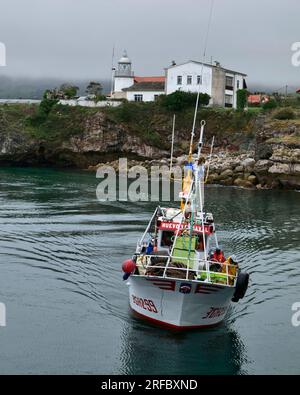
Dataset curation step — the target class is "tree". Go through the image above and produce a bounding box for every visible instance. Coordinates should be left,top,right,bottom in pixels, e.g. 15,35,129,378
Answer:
59,84,79,99
86,81,103,97
26,89,59,126
39,91,58,117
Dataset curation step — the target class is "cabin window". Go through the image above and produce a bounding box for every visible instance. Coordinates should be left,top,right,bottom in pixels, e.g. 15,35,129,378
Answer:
134,94,143,102
161,231,174,247
177,76,182,85
187,75,192,85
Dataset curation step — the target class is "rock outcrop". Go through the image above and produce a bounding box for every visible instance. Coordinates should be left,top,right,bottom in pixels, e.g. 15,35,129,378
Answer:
0,104,299,189
0,110,167,167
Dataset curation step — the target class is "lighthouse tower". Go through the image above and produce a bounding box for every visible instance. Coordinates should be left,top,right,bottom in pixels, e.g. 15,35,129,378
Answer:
113,50,134,98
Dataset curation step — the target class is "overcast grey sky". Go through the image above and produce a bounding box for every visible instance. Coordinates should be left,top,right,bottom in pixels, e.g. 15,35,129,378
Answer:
0,0,299,90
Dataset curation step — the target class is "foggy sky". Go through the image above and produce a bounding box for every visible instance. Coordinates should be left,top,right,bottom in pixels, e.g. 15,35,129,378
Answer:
0,0,299,90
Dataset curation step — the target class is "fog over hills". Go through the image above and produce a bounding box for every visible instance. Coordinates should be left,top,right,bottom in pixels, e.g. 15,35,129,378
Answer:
0,76,111,99
0,75,298,99
0,0,299,98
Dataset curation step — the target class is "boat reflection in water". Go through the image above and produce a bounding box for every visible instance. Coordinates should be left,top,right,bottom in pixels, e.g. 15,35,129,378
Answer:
118,315,248,375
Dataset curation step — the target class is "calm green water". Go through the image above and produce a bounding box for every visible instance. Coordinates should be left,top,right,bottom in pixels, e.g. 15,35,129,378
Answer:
0,167,299,374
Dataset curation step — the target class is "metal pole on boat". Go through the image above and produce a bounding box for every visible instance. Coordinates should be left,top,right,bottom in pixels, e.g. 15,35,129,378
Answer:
197,120,206,160
205,136,215,183
163,180,194,278
137,206,159,250
170,114,176,173
198,176,210,282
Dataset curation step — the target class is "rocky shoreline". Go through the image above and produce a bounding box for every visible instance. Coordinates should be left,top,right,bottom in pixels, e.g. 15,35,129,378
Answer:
87,147,300,191
87,113,300,190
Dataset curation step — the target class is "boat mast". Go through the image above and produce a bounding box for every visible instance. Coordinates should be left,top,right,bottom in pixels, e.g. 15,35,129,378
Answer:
205,136,215,183
169,114,176,173
195,120,206,211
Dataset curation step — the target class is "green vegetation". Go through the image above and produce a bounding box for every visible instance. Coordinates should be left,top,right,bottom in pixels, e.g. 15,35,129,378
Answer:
279,95,300,108
272,107,295,120
0,103,37,134
262,99,278,111
59,84,79,99
1,97,257,151
2,90,300,154
85,81,106,102
237,89,248,111
25,102,98,141
105,101,257,151
157,91,210,112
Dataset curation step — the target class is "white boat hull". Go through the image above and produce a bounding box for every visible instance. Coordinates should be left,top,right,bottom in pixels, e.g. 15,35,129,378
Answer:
128,275,235,329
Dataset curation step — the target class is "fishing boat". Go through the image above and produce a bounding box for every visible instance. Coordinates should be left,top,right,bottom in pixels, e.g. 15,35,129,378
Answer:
122,120,249,330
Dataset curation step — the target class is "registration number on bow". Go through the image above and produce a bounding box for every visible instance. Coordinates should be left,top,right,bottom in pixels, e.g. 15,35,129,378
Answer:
132,295,158,313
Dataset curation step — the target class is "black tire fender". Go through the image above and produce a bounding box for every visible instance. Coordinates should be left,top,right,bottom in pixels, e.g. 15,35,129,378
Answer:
232,272,249,303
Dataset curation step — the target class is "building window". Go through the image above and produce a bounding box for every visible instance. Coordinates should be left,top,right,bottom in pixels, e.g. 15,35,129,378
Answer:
197,75,202,85
225,94,233,107
237,80,240,89
154,94,159,101
187,75,192,85
177,76,182,85
134,94,143,102
225,76,234,90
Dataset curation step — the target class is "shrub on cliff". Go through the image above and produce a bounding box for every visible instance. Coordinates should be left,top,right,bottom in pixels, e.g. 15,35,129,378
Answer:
85,81,106,102
26,91,59,126
236,89,248,111
39,92,59,117
272,107,295,120
262,99,277,111
112,101,139,122
157,91,210,112
59,84,79,99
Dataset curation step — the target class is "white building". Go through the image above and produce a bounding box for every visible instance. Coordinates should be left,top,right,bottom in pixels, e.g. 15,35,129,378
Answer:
112,51,247,108
113,50,135,96
112,50,165,102
165,60,247,109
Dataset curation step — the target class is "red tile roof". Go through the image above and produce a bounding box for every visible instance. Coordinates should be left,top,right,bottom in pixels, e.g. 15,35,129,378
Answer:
123,81,165,92
248,94,269,104
134,76,165,83
248,95,261,104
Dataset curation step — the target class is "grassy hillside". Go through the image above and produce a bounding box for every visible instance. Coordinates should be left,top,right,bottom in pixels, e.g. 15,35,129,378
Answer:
1,100,299,156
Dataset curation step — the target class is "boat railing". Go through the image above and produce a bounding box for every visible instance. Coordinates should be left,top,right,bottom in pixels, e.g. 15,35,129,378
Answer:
134,254,237,287
136,206,160,252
